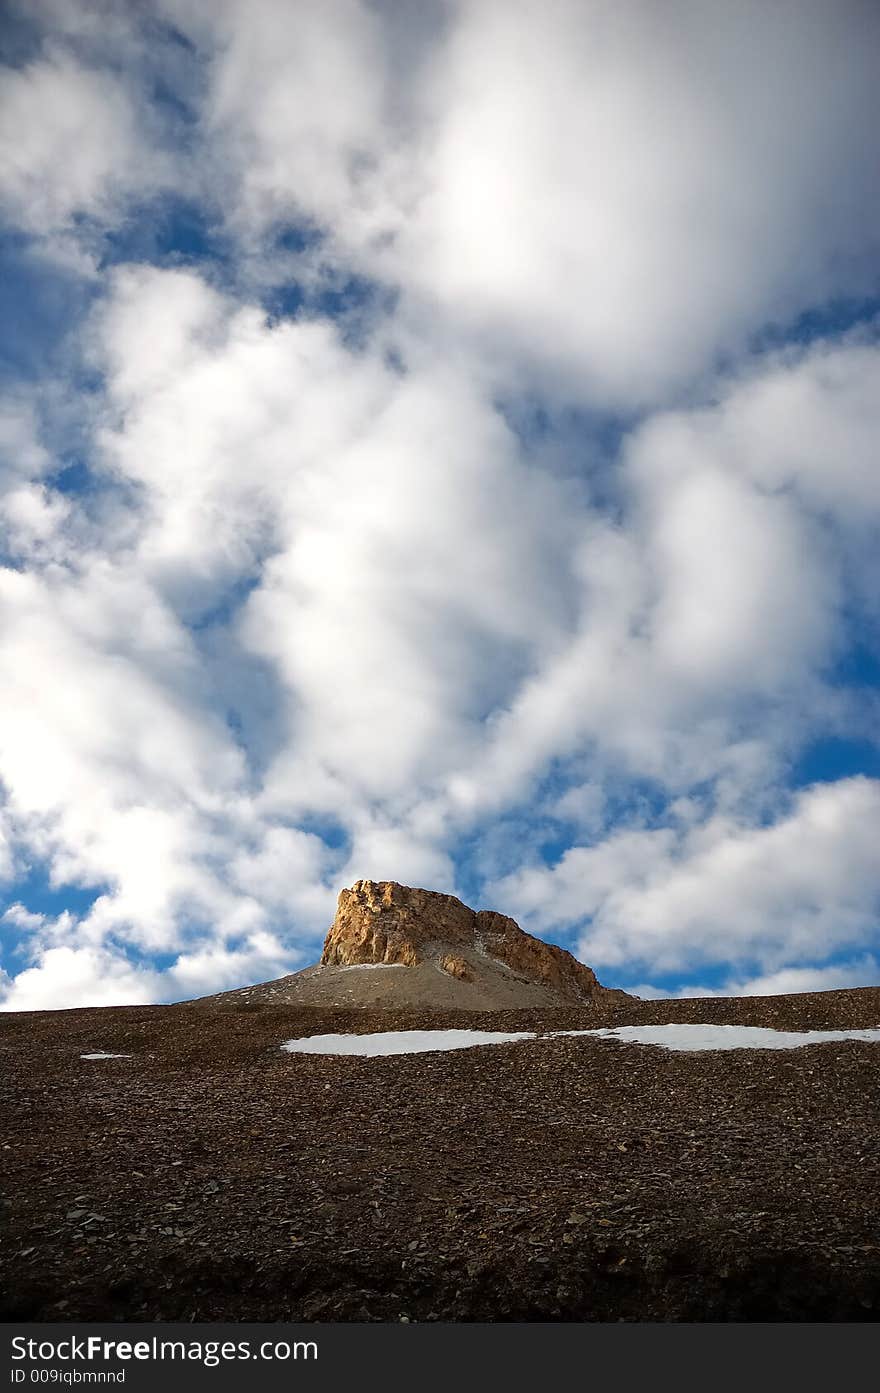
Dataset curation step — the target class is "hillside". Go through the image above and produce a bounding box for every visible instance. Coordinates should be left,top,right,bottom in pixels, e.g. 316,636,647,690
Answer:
3,983,880,1322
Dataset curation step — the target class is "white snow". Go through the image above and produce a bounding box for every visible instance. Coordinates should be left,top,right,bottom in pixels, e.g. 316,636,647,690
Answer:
80,1052,132,1059
281,1029,534,1056
563,1024,880,1051
280,1023,880,1057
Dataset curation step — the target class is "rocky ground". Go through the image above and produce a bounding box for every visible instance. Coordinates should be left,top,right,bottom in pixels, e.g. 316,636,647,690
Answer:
3,986,880,1322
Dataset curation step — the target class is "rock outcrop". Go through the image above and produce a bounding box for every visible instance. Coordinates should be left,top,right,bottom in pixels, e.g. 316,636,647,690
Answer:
208,879,627,1011
320,879,613,1005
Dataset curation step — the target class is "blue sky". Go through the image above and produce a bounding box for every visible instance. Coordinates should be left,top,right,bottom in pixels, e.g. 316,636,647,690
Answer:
1,0,879,1009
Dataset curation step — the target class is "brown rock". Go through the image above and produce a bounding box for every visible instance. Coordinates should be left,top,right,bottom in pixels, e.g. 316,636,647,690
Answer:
203,881,630,1012
307,879,625,1008
320,881,472,968
439,955,472,982
474,909,608,1003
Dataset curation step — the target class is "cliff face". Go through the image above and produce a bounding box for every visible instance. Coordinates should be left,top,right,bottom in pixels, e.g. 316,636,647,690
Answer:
319,879,620,1005
320,881,474,968
473,909,607,1003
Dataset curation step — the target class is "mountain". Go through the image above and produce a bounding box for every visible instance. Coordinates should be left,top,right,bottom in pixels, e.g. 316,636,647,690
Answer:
207,879,631,1010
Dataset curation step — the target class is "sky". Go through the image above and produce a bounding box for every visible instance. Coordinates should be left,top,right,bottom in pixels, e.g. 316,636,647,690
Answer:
0,0,879,1010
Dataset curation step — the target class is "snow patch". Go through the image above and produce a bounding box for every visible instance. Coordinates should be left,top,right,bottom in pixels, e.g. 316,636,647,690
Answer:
280,1023,880,1057
565,1024,880,1051
281,1029,534,1056
80,1052,132,1060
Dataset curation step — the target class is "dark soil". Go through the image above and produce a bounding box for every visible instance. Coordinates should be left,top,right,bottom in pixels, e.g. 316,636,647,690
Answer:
2,986,880,1322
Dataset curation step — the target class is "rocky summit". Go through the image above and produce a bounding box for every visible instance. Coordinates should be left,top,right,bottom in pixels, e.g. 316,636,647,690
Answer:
211,879,630,1011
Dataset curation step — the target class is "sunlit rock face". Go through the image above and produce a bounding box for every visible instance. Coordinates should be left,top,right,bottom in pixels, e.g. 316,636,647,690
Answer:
320,879,624,1006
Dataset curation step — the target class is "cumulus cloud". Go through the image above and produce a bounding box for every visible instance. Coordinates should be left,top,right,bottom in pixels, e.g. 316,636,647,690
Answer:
0,943,158,1012
492,779,880,977
91,265,577,800
441,332,880,820
723,959,880,998
0,42,174,279
156,0,880,402
0,52,136,229
0,0,878,1007
0,259,578,998
630,956,880,1000
0,561,253,949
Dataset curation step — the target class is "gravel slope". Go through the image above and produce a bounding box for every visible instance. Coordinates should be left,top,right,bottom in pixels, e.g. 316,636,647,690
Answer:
2,986,879,1322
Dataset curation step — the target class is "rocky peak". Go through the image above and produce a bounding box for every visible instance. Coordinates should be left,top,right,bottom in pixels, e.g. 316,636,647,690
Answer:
320,879,619,1005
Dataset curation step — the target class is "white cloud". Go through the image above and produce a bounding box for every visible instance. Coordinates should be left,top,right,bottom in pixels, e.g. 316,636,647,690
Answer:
630,414,838,692
0,397,52,485
0,562,255,950
724,959,880,998
493,778,880,976
91,265,576,804
1,261,576,996
1,3,878,1007
0,49,158,241
0,943,158,1011
1,903,45,932
163,929,303,999
5,270,880,1003
631,956,880,1000
186,0,393,242
339,822,456,898
548,782,607,836
6,0,878,394
230,826,338,930
160,0,880,402
404,0,879,402
438,335,880,818
1,483,72,562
